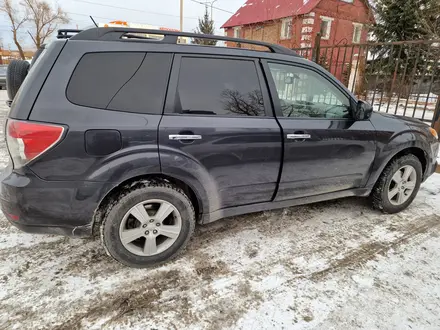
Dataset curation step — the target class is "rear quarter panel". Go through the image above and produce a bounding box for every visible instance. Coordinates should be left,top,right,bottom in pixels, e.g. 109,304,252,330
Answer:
28,41,163,184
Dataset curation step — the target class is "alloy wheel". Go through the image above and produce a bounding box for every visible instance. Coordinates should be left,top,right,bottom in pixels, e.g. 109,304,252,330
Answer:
119,199,182,256
387,165,417,206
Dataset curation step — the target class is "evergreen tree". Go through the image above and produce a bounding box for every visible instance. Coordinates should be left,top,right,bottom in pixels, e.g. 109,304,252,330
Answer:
369,0,439,95
193,7,217,46
373,0,424,42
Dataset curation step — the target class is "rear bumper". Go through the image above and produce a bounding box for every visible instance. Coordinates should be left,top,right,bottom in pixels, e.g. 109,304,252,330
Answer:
2,217,92,237
0,166,107,237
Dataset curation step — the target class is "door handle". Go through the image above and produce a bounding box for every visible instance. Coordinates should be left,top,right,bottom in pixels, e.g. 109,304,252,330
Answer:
287,134,311,140
169,134,202,141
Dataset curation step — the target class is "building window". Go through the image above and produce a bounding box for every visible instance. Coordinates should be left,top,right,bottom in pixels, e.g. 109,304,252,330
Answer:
353,23,363,43
233,27,241,38
341,0,353,2
320,16,333,40
280,18,292,39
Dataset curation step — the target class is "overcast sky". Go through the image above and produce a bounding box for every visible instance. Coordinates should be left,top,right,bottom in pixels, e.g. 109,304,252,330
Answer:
0,0,244,50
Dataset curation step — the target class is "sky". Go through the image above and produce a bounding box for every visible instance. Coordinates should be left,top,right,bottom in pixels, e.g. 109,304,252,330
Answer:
0,0,244,50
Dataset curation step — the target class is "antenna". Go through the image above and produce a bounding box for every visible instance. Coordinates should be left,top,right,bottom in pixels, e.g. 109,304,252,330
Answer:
90,16,98,27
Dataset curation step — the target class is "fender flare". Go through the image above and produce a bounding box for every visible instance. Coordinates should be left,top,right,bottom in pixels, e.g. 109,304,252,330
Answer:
159,146,220,214
87,145,218,220
366,134,430,188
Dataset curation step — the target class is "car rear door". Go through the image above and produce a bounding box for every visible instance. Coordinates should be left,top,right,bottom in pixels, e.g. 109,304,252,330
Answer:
262,60,377,201
158,54,282,210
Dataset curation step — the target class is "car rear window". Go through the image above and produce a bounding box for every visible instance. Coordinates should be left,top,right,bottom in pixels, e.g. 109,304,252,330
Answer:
66,52,172,115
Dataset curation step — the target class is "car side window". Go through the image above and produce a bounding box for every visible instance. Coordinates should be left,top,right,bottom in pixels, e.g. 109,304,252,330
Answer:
268,62,351,119
172,57,265,116
67,52,172,115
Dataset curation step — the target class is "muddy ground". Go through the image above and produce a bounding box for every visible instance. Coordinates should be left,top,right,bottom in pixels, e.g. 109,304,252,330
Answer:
0,90,440,330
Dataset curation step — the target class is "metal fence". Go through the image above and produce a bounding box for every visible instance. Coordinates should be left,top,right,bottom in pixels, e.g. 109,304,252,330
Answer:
292,37,440,126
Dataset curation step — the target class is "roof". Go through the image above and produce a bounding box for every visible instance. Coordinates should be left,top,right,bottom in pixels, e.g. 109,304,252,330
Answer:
221,0,321,28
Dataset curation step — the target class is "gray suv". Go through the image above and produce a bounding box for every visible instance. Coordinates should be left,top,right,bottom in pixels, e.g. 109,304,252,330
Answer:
1,28,438,268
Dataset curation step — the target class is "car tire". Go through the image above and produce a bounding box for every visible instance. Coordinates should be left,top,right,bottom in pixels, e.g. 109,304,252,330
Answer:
6,60,30,100
100,182,195,268
371,154,423,214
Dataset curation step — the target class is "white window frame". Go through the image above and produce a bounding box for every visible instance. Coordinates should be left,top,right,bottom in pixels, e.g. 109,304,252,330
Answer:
320,16,334,40
280,17,292,40
233,26,241,38
352,23,363,43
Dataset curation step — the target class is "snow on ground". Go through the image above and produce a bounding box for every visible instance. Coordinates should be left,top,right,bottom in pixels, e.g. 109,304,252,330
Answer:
372,101,435,123
0,89,440,329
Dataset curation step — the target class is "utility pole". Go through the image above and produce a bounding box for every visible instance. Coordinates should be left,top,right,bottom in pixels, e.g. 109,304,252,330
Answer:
207,0,218,20
180,0,184,31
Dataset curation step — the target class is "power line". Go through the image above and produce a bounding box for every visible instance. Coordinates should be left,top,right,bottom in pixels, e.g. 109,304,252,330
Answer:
74,0,199,20
66,11,150,26
66,11,225,27
189,0,234,14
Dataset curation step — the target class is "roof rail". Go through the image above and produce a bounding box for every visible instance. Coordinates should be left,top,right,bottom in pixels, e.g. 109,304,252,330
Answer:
57,29,82,39
69,27,298,56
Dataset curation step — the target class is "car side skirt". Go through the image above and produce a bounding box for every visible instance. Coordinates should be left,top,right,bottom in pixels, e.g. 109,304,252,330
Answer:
201,188,371,224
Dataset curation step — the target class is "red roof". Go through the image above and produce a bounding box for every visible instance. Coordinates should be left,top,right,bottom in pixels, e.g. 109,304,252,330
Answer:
221,0,321,28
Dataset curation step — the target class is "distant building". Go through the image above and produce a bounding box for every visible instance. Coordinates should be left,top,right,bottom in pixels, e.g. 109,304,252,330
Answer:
99,21,190,44
221,0,374,85
221,0,373,49
0,49,34,64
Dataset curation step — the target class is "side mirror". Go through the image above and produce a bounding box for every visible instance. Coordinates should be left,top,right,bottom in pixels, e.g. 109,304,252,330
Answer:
355,100,373,120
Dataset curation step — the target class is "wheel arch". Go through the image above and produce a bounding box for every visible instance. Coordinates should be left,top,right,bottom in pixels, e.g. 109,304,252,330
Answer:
369,145,428,189
92,174,204,235
391,147,427,174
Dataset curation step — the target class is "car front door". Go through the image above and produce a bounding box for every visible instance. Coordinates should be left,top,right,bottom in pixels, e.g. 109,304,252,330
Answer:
263,60,377,201
159,55,282,211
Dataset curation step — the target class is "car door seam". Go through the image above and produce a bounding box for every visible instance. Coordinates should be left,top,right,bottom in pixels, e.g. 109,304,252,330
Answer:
158,53,176,172
259,59,285,202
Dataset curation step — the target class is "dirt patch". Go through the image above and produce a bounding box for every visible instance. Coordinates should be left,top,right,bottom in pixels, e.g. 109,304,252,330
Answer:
191,251,230,280
194,259,229,280
245,242,260,258
202,280,264,330
63,247,122,279
310,215,440,280
47,269,182,330
0,237,70,261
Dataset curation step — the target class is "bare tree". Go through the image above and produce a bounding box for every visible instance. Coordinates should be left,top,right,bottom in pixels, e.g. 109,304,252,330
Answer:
0,0,28,59
22,0,69,49
221,89,265,116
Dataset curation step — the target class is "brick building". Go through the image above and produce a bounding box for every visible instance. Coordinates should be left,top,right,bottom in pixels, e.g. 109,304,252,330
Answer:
222,0,373,49
222,0,374,86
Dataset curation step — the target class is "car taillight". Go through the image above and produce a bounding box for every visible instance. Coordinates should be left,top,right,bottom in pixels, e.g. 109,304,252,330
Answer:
6,119,64,168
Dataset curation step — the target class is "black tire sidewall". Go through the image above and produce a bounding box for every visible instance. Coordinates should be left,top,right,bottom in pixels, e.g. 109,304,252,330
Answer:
101,186,195,268
6,60,30,100
379,156,423,213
